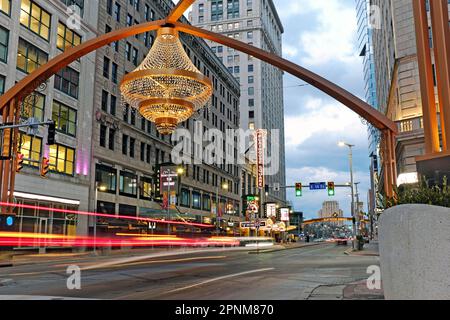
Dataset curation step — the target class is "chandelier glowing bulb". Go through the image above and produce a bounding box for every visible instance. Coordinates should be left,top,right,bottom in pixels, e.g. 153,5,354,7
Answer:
120,27,213,135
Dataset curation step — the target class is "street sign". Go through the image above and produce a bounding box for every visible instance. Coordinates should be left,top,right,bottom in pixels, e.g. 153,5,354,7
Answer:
280,208,290,221
266,203,277,218
309,182,327,190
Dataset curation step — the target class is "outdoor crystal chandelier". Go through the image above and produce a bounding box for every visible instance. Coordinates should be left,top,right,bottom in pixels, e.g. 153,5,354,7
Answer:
120,27,213,135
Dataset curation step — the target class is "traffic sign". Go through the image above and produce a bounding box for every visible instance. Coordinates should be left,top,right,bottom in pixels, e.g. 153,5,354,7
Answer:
309,182,327,190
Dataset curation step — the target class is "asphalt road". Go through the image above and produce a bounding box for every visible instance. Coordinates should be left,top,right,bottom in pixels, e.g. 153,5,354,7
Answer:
0,244,380,300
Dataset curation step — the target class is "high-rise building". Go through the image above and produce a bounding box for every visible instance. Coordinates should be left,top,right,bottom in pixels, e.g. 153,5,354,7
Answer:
355,0,380,220
190,0,287,206
318,201,343,226
91,0,242,234
0,0,98,237
370,0,448,189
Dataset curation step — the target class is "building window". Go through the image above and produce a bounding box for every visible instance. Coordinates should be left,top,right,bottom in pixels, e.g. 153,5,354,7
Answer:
17,38,48,74
101,90,108,111
106,0,112,15
122,134,128,155
103,57,110,78
110,95,116,115
140,141,145,161
119,171,137,197
20,0,51,40
95,164,116,194
132,48,138,66
146,144,151,163
248,98,254,107
192,192,201,209
99,124,107,147
52,101,77,136
112,62,118,83
125,42,131,61
0,26,8,63
48,144,75,175
60,0,84,17
119,204,136,216
140,176,152,200
180,188,190,207
248,75,254,84
129,137,135,158
248,87,254,95
54,66,79,99
57,22,81,51
0,75,4,94
17,133,42,167
114,2,121,22
248,64,254,72
0,0,10,15
202,194,211,211
108,128,115,150
21,92,45,121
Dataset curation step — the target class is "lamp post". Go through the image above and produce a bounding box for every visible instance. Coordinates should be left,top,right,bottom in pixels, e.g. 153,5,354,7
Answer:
338,141,357,249
94,182,107,255
216,182,228,235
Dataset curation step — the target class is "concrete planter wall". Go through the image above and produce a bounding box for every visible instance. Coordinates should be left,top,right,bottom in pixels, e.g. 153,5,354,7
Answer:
379,204,450,300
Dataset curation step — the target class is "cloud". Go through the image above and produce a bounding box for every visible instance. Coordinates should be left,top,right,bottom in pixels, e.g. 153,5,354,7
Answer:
273,0,371,216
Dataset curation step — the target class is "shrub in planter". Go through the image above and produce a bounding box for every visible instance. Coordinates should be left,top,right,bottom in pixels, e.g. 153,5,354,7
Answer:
381,176,450,209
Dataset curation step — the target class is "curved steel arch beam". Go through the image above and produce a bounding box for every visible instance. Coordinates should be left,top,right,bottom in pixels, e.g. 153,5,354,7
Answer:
167,0,196,24
174,22,397,134
0,19,166,110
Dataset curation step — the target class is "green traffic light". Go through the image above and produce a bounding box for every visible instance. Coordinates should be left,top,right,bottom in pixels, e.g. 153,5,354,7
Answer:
296,190,302,197
328,189,335,196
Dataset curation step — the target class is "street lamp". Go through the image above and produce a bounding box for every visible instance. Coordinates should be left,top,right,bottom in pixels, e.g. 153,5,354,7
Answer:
338,141,357,249
216,182,228,234
94,182,107,255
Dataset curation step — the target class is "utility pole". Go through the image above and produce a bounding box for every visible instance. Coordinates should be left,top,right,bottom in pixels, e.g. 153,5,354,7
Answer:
338,142,356,249
355,182,361,238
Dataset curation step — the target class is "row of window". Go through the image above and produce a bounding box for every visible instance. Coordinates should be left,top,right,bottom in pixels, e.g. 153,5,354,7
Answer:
20,92,77,136
18,133,75,176
96,164,152,199
0,31,80,98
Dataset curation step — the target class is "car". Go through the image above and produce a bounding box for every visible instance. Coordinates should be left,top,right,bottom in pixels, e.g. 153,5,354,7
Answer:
335,236,348,246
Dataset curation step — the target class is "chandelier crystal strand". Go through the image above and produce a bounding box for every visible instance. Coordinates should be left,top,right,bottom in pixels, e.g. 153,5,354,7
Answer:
120,27,213,135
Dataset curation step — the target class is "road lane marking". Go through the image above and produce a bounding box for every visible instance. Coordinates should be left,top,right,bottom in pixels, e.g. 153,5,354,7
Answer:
107,256,227,268
81,247,270,271
164,267,275,294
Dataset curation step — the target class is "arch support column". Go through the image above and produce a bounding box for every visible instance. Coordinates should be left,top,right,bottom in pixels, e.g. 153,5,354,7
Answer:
382,129,397,198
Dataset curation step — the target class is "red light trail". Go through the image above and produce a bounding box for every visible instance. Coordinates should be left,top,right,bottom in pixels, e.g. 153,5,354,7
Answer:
0,201,215,228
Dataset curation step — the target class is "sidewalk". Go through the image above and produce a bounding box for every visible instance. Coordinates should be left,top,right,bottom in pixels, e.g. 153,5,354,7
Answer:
344,240,379,256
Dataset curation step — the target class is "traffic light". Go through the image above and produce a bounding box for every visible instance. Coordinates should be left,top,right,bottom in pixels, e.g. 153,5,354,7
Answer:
47,121,56,145
327,182,335,196
40,156,50,178
15,153,24,172
295,183,302,197
1,127,12,159
264,184,269,195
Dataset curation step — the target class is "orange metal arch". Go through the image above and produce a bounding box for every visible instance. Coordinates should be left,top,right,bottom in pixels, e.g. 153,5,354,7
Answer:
0,19,166,110
0,3,397,203
174,22,397,133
